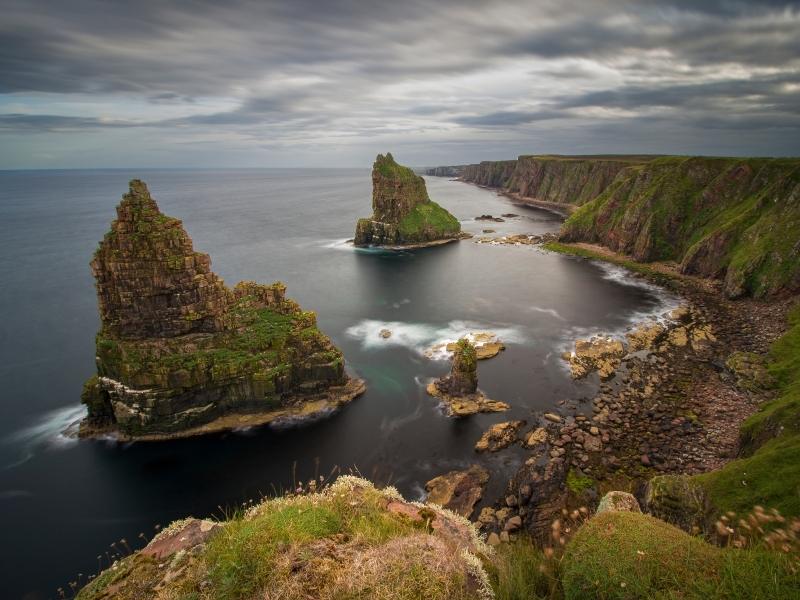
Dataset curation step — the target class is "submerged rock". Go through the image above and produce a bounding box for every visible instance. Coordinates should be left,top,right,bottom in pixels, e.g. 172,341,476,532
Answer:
79,180,364,440
354,153,467,248
425,465,490,518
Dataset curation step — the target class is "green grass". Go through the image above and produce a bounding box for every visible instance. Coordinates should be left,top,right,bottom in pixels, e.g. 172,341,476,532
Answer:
206,504,343,599
558,157,800,297
78,477,491,600
562,511,799,599
490,538,557,600
566,469,595,495
397,200,461,239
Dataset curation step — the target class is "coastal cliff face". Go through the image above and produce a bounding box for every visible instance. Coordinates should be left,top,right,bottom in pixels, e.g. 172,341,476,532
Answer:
426,165,465,177
438,154,800,298
561,157,800,298
354,153,462,247
459,156,643,206
461,160,517,188
81,180,362,439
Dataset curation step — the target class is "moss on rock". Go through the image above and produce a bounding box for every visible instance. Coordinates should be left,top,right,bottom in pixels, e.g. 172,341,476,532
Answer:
354,153,462,247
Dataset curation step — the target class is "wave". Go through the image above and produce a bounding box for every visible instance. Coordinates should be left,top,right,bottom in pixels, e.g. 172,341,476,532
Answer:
3,404,85,469
529,306,564,320
345,319,526,360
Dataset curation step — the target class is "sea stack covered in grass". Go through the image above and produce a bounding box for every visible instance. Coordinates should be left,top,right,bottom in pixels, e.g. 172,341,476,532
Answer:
80,179,364,440
354,153,465,248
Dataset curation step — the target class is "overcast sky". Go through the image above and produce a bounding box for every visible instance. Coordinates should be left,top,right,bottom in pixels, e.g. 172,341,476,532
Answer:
1,0,799,168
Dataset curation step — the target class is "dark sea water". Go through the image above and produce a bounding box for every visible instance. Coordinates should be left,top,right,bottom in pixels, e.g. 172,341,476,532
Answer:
0,169,678,599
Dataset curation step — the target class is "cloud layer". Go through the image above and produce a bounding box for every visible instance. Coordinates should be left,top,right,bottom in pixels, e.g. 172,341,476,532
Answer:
1,0,799,167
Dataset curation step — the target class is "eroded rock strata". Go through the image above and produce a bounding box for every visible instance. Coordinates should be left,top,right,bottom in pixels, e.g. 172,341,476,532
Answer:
354,153,466,248
435,154,800,298
80,180,364,440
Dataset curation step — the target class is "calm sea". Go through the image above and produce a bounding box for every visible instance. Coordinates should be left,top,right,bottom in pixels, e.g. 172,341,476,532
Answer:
0,169,677,598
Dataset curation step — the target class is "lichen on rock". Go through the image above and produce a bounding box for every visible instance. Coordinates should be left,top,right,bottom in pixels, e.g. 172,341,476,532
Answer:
354,153,465,247
79,179,364,440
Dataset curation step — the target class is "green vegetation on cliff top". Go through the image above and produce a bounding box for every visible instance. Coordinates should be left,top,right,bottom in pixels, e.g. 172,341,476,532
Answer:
562,511,798,599
96,291,335,391
696,303,800,517
77,477,488,600
397,199,461,239
561,156,800,297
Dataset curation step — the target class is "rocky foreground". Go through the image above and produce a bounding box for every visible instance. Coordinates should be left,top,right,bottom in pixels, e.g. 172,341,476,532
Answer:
354,153,468,248
80,180,364,440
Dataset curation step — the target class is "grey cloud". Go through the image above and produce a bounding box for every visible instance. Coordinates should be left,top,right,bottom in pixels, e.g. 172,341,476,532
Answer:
0,0,799,165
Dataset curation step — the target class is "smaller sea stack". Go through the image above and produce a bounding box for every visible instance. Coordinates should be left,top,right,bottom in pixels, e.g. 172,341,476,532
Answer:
354,153,465,247
427,339,508,417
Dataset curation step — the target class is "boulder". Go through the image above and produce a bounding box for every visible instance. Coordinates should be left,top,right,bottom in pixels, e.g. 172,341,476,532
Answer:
424,465,489,518
596,491,641,514
475,420,525,452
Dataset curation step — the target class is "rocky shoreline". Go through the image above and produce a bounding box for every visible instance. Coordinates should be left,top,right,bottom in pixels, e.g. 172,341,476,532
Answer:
469,240,794,542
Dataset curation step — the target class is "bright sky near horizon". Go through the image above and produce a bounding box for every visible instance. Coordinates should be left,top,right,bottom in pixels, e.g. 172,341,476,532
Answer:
1,0,799,168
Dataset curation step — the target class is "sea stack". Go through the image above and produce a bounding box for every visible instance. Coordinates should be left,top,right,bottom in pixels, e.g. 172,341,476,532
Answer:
354,153,466,247
80,180,364,440
427,339,509,417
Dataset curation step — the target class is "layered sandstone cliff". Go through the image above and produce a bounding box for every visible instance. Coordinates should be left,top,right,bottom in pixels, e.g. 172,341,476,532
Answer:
560,157,800,298
434,154,800,298
80,180,363,439
354,153,463,247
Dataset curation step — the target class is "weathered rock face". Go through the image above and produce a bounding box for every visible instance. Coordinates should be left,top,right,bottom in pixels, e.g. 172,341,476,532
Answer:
439,339,478,395
81,180,363,439
425,165,465,177
560,156,800,298
90,180,232,339
426,339,509,416
458,155,646,206
354,153,463,247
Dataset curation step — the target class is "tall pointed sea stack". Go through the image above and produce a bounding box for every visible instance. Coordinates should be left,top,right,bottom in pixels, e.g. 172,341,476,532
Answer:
354,153,465,247
80,180,364,440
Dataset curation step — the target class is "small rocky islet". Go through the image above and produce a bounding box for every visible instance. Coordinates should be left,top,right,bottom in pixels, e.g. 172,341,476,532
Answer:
353,152,469,248
79,179,364,440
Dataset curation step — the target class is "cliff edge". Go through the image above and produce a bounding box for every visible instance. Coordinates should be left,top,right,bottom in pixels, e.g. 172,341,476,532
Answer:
354,153,464,247
80,180,364,440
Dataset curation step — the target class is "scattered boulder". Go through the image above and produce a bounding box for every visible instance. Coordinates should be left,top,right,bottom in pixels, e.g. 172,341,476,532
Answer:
424,465,489,518
525,427,548,447
379,328,392,339
596,491,641,514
